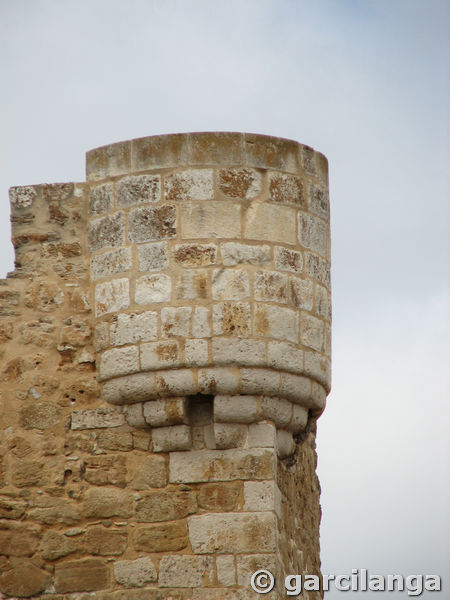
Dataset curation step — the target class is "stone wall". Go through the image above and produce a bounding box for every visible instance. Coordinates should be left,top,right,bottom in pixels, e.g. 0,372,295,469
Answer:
0,132,330,599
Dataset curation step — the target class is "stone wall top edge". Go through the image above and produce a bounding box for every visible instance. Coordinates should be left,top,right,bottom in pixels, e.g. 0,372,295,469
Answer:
9,180,85,191
85,132,328,182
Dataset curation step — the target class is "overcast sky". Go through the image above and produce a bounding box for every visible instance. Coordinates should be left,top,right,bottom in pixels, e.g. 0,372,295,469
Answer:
0,0,448,597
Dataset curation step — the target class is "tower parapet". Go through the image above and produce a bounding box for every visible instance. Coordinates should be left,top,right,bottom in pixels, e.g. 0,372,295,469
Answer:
88,133,330,456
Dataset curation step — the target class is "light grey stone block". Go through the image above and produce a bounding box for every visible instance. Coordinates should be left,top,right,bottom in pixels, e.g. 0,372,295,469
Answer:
137,241,168,272
188,512,276,553
110,311,157,346
221,242,271,266
99,346,139,380
95,278,130,317
152,424,192,452
143,397,188,427
135,273,171,304
113,556,157,587
158,555,213,588
214,395,261,424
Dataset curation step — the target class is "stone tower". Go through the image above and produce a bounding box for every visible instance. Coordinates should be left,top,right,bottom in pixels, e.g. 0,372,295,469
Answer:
0,132,330,599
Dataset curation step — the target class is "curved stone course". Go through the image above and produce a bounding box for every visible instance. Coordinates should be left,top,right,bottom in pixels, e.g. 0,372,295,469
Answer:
88,133,331,416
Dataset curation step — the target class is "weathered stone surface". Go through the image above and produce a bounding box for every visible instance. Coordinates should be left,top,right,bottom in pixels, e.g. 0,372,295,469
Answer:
84,488,133,518
221,242,271,266
198,482,241,511
243,481,275,512
299,213,328,257
287,404,308,433
268,341,303,373
138,241,169,271
130,133,190,171
276,429,296,458
24,281,63,312
248,421,277,448
135,273,171,304
236,553,278,587
188,512,276,553
71,407,125,429
103,372,158,404
240,368,281,397
87,140,130,180
254,304,299,343
173,243,217,267
185,339,209,366
143,397,187,426
152,424,192,452
304,350,331,391
89,183,113,215
117,174,161,206
124,402,148,428
0,558,51,598
212,302,250,336
169,448,275,483
290,275,314,310
9,185,37,208
308,182,329,219
11,460,44,487
99,345,139,380
300,313,324,351
216,554,236,586
84,454,127,487
198,367,240,396
85,525,127,555
153,366,195,400
88,212,125,252
212,338,265,367
274,246,303,273
161,306,192,337
41,530,78,560
20,401,61,429
268,172,305,206
55,558,110,593
261,396,292,428
29,496,81,525
131,454,167,489
95,278,130,316
165,168,214,201
212,269,249,300
214,395,261,423
218,167,261,199
180,201,241,239
158,555,213,588
110,310,157,346
245,203,296,244
254,270,288,303
0,527,40,557
213,422,248,449
136,489,197,522
305,252,330,288
91,247,132,280
133,521,188,552
0,496,27,520
114,556,157,588
175,269,208,300
140,340,180,370
315,283,331,320
129,205,176,242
